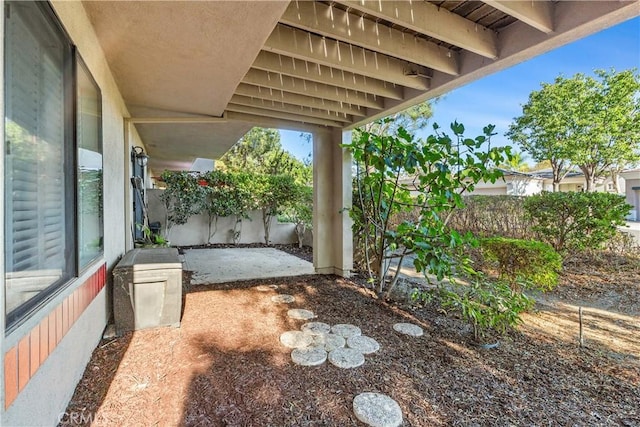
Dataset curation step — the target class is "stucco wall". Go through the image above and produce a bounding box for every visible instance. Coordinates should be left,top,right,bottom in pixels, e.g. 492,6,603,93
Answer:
147,189,298,246
1,2,131,424
624,178,640,221
470,186,506,196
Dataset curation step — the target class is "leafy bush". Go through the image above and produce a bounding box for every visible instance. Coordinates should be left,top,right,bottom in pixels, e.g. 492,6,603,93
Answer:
480,237,562,291
437,279,534,340
447,195,533,239
159,171,205,238
523,191,631,253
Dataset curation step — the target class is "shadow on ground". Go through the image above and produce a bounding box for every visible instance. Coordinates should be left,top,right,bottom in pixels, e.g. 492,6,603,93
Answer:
60,275,639,426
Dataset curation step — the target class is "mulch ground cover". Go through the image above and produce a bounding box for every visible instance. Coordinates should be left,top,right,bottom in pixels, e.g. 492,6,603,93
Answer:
61,247,639,426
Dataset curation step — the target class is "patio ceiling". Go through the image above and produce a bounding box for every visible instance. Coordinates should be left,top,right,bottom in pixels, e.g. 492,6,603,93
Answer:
81,1,639,171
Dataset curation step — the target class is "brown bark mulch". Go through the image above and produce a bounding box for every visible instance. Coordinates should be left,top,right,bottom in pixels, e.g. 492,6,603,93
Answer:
61,269,639,426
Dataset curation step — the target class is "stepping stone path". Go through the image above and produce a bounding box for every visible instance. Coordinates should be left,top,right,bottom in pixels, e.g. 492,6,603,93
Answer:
328,347,365,369
301,322,331,335
353,392,403,427
347,335,380,354
280,331,313,349
331,323,362,338
393,322,424,337
275,304,401,422
287,309,316,320
310,333,346,352
271,294,295,303
291,346,327,366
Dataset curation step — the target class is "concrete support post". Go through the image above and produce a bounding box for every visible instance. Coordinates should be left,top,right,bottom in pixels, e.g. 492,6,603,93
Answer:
312,127,353,277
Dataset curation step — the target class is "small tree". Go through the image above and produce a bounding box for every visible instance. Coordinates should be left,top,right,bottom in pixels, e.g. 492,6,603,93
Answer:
227,172,255,244
253,174,297,245
506,77,578,191
508,69,640,192
200,171,242,243
345,121,511,294
344,121,540,338
285,184,313,248
159,171,205,239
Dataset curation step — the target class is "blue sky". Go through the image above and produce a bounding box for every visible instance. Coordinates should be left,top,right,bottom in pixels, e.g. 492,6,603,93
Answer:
280,17,640,162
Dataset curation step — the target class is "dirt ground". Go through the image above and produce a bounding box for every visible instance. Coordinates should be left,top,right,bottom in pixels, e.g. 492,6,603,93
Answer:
61,247,639,426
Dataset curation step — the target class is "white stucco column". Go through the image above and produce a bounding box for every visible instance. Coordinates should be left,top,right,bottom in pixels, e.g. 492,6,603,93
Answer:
312,127,353,277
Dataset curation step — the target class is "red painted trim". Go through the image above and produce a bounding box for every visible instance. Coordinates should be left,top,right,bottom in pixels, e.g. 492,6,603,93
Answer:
3,263,107,409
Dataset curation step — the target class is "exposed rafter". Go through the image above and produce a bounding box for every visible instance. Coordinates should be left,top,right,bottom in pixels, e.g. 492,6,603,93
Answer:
225,111,327,133
242,68,386,109
263,24,436,90
230,95,353,123
281,1,462,71
235,83,368,117
226,103,348,128
340,0,499,59
483,0,554,33
252,51,404,100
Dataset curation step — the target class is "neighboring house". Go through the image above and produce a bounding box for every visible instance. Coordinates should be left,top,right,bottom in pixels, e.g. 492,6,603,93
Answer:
619,168,640,221
472,169,544,196
467,168,625,196
0,1,636,425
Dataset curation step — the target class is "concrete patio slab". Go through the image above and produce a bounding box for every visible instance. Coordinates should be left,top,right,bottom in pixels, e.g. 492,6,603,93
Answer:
184,248,315,285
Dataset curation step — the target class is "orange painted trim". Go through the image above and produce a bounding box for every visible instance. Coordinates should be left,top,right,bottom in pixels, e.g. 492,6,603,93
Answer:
17,336,30,392
4,348,18,409
3,263,107,410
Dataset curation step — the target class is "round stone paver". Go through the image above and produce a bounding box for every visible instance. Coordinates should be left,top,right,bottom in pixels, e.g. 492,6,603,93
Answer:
291,346,327,366
256,284,279,292
328,347,365,369
280,331,313,349
393,322,423,337
271,294,295,303
310,333,346,351
353,392,403,427
287,309,316,320
347,335,380,354
301,321,331,335
331,324,362,338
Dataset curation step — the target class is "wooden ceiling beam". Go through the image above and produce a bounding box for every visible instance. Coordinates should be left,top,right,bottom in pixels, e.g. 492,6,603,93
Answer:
339,0,498,59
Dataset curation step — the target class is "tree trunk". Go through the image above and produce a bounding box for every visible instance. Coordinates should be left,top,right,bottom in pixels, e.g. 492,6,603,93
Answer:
553,180,560,192
611,171,620,193
578,165,597,192
262,209,272,245
295,222,305,248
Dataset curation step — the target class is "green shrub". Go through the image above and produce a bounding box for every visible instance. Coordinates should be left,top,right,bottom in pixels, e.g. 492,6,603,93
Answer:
480,237,562,291
438,279,534,340
524,191,631,253
447,195,533,239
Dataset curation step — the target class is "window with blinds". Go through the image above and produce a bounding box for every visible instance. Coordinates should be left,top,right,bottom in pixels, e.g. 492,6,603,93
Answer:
4,1,103,329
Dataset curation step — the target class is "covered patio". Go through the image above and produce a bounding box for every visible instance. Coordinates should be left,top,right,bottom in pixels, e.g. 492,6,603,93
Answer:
82,0,639,276
1,1,639,425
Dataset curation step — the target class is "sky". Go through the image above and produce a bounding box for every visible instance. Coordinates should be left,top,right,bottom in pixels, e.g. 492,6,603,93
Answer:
279,17,640,162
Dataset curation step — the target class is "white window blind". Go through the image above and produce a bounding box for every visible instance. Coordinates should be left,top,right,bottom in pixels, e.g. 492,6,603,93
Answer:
4,3,69,315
